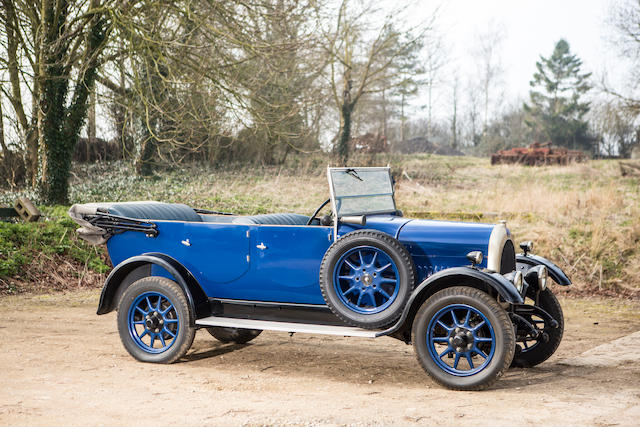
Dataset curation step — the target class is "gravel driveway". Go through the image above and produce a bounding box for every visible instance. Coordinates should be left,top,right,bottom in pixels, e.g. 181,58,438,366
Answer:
1,291,639,426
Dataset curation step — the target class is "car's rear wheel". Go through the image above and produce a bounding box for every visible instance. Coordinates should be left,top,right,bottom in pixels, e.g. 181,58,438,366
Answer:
412,286,515,390
319,230,415,329
206,327,262,344
117,276,195,363
511,288,564,367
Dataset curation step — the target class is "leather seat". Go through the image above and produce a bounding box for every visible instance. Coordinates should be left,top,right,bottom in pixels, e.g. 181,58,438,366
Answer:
232,213,310,226
105,202,310,226
107,202,202,222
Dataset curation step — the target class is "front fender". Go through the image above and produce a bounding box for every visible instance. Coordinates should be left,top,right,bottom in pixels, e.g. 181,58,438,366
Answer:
97,253,209,323
517,254,572,286
384,267,523,338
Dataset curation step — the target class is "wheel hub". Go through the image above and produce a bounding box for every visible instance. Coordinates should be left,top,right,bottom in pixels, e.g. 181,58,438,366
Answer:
145,311,164,333
362,274,373,286
448,327,476,352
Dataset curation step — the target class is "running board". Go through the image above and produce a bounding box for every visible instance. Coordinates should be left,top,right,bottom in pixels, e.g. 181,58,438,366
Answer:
195,316,381,338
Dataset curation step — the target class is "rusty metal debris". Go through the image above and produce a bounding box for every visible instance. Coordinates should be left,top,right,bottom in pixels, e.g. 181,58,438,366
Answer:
491,142,588,166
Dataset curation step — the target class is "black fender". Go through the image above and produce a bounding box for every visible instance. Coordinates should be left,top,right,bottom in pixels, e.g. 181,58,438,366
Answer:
96,253,209,323
384,267,523,340
517,254,571,286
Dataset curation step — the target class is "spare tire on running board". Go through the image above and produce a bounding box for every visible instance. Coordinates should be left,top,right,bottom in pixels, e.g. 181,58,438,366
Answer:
319,230,416,329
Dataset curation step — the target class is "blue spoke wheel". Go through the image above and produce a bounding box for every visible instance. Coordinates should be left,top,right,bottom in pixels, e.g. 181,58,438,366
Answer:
426,304,496,376
333,246,400,314
128,292,179,353
320,230,415,329
412,287,515,390
117,277,195,363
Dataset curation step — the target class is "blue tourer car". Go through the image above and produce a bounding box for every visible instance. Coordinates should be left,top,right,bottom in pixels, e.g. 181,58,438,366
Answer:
70,167,570,390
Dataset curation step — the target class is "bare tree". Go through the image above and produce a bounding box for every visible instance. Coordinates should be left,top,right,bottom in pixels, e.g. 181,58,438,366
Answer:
98,1,327,172
0,0,115,202
471,23,506,144
465,79,482,147
450,74,461,150
321,0,433,162
422,33,446,141
604,0,640,116
591,101,639,157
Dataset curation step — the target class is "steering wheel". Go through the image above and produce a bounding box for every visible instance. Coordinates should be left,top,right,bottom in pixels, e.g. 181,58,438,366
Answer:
307,198,331,226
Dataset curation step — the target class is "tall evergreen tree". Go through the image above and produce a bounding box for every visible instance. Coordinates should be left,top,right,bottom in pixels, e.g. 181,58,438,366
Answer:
524,39,593,150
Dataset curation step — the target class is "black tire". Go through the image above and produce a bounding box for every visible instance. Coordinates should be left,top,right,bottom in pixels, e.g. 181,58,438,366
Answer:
117,276,195,363
412,287,515,390
206,327,262,344
319,230,416,329
511,288,564,367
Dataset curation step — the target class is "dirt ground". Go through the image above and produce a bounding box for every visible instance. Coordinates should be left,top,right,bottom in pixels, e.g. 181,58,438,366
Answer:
1,290,639,426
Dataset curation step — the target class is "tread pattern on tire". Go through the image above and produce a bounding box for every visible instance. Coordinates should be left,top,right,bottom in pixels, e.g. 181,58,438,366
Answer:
319,229,416,329
411,286,515,391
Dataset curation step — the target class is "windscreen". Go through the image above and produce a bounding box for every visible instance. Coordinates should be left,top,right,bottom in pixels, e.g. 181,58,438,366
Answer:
329,168,396,216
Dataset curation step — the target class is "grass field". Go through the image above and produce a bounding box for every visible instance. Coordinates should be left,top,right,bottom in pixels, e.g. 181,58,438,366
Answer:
1,153,639,297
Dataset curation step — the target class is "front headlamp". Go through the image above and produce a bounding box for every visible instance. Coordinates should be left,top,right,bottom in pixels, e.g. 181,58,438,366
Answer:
538,266,548,291
513,271,523,293
524,265,549,291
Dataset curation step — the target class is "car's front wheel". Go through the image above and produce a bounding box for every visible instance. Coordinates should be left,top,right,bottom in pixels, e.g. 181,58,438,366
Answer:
511,288,564,367
117,276,195,363
412,286,515,390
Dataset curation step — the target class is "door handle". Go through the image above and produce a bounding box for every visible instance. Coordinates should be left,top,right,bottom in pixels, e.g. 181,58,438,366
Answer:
256,243,267,250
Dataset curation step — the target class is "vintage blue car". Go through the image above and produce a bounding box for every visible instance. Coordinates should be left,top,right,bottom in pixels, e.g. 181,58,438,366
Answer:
69,166,570,390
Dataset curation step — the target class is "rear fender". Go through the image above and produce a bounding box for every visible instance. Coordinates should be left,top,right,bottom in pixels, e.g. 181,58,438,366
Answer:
97,253,209,323
386,267,523,341
516,254,571,286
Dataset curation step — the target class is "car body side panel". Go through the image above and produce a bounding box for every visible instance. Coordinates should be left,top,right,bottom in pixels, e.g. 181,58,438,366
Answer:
337,215,412,238
334,214,496,284
214,225,334,303
106,215,496,305
107,221,335,304
107,221,252,285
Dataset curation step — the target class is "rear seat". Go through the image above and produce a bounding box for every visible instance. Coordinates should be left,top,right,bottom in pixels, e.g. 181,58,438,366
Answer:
106,202,310,226
107,202,202,222
232,213,310,226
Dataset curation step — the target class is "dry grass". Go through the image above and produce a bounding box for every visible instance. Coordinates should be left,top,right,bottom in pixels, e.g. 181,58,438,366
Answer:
3,154,638,298
67,156,640,297
395,157,640,297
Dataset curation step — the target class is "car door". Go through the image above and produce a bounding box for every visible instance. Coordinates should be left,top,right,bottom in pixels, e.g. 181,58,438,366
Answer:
178,222,252,289
240,224,334,304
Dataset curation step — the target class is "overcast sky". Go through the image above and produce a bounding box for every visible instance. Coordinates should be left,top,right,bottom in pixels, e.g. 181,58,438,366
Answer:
414,0,626,120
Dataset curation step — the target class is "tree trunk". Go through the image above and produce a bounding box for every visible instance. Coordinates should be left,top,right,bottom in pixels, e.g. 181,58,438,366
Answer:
136,137,156,176
0,94,6,153
400,92,406,143
88,88,96,143
382,88,388,139
426,81,432,141
39,2,106,204
338,102,353,164
337,67,353,164
87,87,97,160
38,1,72,204
2,0,38,185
